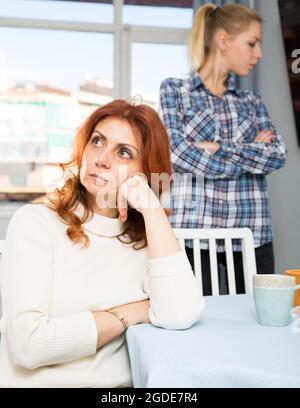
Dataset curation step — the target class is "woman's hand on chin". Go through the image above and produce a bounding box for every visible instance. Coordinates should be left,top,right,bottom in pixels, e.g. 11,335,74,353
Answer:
117,174,161,222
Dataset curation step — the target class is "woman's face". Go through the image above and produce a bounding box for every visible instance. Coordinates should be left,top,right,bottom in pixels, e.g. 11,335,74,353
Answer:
80,118,143,215
223,21,263,76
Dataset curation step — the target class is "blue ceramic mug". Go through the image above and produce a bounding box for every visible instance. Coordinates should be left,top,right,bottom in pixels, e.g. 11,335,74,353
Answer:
253,274,300,327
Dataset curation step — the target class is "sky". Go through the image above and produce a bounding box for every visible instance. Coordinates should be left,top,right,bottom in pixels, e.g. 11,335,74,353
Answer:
0,0,192,95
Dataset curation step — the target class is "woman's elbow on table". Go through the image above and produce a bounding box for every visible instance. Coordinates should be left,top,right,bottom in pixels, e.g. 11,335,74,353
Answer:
174,295,205,329
171,282,205,329
150,295,205,330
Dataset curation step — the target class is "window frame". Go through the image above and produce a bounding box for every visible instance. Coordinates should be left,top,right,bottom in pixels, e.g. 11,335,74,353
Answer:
0,0,190,100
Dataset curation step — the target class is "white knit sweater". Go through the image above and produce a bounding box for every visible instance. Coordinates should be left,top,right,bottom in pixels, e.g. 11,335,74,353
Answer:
0,203,204,388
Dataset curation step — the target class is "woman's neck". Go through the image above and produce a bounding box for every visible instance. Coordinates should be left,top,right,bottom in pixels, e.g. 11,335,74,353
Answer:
88,193,119,218
93,206,119,218
198,54,230,97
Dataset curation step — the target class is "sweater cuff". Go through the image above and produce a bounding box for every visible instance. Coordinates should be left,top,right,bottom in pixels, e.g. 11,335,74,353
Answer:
49,310,98,362
6,310,98,369
72,311,98,359
147,250,192,277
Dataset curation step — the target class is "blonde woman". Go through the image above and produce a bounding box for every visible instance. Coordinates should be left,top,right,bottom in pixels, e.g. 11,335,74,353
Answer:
159,4,287,295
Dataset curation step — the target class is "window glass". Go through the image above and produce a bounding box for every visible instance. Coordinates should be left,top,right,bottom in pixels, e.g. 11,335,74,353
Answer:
124,2,193,28
131,42,189,109
0,27,113,194
0,0,113,24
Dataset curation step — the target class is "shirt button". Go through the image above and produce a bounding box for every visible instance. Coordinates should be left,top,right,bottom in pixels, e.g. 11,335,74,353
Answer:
219,199,224,204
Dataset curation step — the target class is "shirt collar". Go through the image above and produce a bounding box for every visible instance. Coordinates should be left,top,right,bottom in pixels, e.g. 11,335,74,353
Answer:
74,202,125,238
227,73,237,91
188,71,203,91
188,71,238,94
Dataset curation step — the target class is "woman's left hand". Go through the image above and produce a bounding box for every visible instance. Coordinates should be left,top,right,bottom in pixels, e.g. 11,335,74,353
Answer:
194,141,220,155
254,130,275,143
117,175,161,222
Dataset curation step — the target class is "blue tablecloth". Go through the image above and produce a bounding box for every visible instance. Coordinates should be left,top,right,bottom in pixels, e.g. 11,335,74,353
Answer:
126,294,300,388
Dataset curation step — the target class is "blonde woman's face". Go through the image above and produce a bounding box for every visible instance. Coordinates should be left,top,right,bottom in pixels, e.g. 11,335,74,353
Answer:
224,21,263,76
80,118,143,214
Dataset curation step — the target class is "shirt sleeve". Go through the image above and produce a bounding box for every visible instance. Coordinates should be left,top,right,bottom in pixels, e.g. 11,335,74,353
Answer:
143,250,205,330
0,204,97,369
159,78,243,180
215,94,287,175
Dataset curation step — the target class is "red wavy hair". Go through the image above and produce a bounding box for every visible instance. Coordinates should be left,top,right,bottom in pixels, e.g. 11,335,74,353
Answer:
36,99,172,249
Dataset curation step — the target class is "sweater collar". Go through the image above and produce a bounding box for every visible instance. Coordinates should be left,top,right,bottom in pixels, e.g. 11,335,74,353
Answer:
74,203,125,237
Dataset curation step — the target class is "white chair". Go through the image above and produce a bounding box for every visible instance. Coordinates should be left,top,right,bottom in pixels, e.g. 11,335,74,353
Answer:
174,228,256,296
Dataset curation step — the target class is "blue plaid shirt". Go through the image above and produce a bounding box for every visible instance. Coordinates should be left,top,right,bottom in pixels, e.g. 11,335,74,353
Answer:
159,72,287,251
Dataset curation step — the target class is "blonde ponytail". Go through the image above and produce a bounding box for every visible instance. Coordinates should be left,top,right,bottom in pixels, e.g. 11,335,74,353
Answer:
188,3,263,72
188,3,217,72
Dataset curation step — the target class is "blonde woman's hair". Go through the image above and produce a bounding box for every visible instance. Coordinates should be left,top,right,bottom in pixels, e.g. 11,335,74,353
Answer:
188,3,263,72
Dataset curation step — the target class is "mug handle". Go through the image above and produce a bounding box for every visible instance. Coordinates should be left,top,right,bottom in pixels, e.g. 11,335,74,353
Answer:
290,305,300,318
295,285,300,291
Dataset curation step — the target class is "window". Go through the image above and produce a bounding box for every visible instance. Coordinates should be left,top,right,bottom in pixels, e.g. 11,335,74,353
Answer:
0,0,191,198
0,26,113,194
0,0,114,24
124,0,193,28
131,42,189,108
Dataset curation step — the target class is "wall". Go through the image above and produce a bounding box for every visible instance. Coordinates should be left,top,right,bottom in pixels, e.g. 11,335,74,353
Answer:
256,0,300,273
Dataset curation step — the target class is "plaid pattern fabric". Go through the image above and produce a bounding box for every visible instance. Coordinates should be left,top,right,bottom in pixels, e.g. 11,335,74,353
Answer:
159,72,287,251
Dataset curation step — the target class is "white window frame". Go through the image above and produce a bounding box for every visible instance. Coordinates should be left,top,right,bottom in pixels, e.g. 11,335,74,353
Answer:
122,24,189,99
0,0,190,100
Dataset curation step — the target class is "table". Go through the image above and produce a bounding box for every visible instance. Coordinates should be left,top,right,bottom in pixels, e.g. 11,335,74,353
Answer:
126,295,300,388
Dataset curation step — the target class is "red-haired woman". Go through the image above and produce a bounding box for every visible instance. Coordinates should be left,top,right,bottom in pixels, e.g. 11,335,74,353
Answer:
0,100,204,388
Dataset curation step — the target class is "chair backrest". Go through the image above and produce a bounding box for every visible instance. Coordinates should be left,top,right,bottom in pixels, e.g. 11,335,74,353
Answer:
0,240,4,255
174,228,256,296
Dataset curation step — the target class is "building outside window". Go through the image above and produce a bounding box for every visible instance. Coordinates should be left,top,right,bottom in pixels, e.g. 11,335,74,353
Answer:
0,0,192,201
